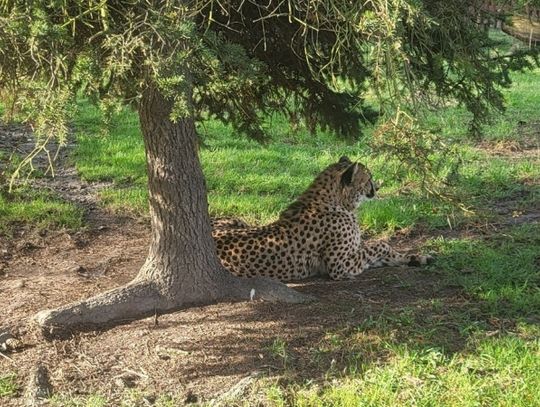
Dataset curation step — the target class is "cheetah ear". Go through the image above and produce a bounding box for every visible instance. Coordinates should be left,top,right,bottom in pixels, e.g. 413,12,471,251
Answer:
340,163,358,187
338,156,351,164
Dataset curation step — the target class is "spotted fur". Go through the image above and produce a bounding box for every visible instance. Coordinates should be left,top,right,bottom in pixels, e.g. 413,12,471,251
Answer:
212,156,431,281
211,217,250,230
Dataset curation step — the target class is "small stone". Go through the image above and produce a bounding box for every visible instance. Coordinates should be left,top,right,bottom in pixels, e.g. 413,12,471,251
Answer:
115,374,138,389
5,337,23,352
14,279,26,288
0,328,23,352
184,391,198,404
69,265,86,275
1,249,11,261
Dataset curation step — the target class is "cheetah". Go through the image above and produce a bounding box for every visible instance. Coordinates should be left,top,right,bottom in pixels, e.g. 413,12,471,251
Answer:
212,156,432,281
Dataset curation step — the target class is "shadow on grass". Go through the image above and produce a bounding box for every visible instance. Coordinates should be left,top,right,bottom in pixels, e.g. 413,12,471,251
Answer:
145,223,539,389
4,223,538,406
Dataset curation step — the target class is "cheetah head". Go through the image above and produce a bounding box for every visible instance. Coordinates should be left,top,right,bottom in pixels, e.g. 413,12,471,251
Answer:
337,156,378,210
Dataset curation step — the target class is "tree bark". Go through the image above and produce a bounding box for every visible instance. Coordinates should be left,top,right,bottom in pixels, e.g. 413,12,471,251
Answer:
35,86,310,337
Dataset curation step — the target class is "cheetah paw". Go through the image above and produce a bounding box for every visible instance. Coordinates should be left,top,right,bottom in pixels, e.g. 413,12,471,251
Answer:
407,254,434,267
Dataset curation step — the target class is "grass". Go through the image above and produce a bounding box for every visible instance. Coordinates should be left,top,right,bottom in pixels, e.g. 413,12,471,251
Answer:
79,115,534,233
430,224,540,317
0,374,18,398
49,394,108,407
420,68,540,144
1,30,539,406
266,325,540,406
70,62,539,232
267,333,540,406
0,187,83,233
263,225,540,407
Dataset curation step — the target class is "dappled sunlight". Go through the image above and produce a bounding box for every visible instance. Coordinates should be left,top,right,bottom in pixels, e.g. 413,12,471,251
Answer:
1,4,539,404
428,224,540,317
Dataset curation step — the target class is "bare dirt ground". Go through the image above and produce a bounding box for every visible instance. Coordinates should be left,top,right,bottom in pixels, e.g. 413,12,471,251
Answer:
1,223,468,406
1,127,538,406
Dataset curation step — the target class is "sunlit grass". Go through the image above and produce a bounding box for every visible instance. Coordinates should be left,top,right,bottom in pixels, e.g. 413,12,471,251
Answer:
0,187,83,233
49,394,107,407
267,333,540,407
69,59,540,233
259,222,540,406
428,224,540,317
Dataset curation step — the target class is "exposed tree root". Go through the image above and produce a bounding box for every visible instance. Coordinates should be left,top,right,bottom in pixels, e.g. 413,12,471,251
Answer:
35,273,313,339
227,274,314,304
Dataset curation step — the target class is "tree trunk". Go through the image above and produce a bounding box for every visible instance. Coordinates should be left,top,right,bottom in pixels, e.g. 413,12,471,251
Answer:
35,86,310,337
135,84,237,302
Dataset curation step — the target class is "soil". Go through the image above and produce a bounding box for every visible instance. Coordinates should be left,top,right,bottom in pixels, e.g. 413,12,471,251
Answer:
0,125,538,406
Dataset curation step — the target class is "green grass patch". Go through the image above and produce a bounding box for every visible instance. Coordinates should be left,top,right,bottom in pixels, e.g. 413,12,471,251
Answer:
74,102,536,233
98,187,149,217
269,334,540,406
74,102,146,186
72,61,540,232
429,224,540,317
0,187,83,233
71,102,483,232
0,373,18,398
422,67,540,144
456,148,540,217
261,223,540,406
49,394,108,407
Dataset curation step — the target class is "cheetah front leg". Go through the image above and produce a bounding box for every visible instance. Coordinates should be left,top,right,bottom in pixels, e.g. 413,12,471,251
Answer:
362,240,432,269
325,241,431,280
324,245,372,280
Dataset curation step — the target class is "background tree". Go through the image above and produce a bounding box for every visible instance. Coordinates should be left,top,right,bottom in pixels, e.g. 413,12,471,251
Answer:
0,0,538,335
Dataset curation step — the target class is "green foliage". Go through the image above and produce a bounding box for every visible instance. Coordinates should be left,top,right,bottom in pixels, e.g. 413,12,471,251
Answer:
199,1,539,137
2,1,538,144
